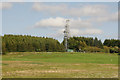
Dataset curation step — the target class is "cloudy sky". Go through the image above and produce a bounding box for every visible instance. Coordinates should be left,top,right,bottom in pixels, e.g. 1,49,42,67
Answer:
1,2,118,42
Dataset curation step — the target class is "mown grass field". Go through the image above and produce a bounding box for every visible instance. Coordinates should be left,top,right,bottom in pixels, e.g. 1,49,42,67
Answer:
2,52,118,78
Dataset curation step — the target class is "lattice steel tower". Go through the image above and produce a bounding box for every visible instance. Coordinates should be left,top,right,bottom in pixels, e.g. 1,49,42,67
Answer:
64,19,70,52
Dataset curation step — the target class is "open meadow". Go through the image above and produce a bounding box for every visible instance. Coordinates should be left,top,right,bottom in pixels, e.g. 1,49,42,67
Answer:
2,52,118,78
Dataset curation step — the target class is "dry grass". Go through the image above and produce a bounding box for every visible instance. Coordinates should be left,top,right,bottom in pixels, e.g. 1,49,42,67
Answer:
2,61,118,78
2,52,118,78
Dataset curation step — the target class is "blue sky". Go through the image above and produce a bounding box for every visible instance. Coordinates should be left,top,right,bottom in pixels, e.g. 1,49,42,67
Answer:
2,2,118,42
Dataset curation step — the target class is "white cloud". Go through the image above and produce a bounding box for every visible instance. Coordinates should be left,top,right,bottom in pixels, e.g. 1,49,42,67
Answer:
2,0,24,2
88,12,118,22
34,17,92,29
32,3,108,17
34,17,65,28
32,3,67,13
55,28,103,38
70,18,92,28
33,17,103,37
32,3,118,23
83,29,103,35
0,2,12,10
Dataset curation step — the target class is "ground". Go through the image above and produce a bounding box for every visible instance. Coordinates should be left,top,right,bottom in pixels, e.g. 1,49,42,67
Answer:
2,52,118,78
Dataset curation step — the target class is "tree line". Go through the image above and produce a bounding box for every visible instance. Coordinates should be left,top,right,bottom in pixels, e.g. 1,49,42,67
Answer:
2,34,65,54
66,37,119,53
2,34,120,54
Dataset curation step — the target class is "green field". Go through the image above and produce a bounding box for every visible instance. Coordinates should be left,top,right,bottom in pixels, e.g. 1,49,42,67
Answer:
2,52,118,78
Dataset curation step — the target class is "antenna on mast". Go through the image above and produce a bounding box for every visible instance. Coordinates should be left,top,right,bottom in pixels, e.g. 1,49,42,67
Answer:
64,19,70,52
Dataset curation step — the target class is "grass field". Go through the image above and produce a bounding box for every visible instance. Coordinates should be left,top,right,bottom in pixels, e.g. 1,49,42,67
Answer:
2,52,118,78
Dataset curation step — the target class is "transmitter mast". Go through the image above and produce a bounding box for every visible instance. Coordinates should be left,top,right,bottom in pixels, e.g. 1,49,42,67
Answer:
64,20,70,52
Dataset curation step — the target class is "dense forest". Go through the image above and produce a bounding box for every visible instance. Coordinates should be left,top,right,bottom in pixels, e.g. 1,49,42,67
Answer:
1,34,120,54
2,35,65,54
66,37,119,53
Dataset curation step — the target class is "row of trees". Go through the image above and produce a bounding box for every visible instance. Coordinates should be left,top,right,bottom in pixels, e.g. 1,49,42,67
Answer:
2,35,65,54
104,39,119,47
1,35,120,54
65,37,103,51
103,39,119,53
64,37,120,53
